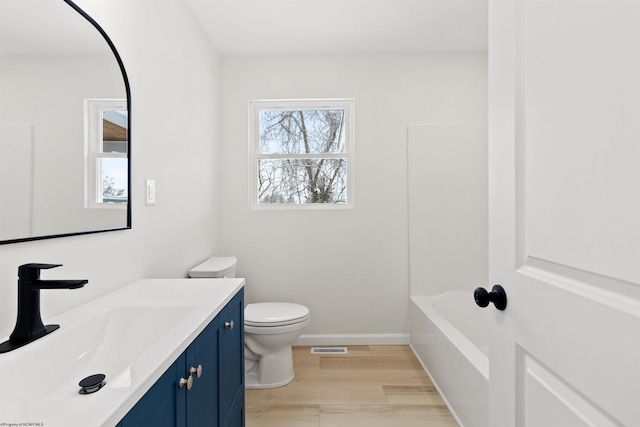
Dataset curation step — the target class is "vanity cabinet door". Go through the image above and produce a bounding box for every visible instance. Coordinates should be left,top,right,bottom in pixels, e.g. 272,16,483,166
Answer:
120,353,187,427
186,316,219,426
118,288,245,427
218,290,244,427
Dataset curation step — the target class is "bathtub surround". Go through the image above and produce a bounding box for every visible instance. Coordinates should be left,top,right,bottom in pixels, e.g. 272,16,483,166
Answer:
407,123,488,298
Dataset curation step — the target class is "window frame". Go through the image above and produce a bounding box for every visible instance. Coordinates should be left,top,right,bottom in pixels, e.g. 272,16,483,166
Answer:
84,98,128,209
249,98,355,210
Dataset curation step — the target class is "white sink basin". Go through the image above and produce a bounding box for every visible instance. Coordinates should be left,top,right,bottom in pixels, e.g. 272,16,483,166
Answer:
0,305,193,400
0,278,244,427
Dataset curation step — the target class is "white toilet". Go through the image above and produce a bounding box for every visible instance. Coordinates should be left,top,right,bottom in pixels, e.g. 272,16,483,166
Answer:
189,257,309,389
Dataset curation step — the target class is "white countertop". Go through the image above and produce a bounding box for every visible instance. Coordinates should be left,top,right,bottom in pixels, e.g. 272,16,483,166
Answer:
0,278,244,427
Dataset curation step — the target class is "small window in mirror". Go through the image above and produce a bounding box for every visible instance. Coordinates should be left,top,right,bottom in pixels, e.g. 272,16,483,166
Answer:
85,99,128,208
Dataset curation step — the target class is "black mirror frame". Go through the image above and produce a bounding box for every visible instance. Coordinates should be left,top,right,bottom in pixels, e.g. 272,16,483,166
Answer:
0,0,131,245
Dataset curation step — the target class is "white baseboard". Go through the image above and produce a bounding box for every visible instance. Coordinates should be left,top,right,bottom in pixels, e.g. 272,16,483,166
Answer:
293,333,410,346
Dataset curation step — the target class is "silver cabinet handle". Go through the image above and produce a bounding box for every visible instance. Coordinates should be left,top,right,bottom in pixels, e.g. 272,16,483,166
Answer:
179,365,202,390
190,364,203,378
179,375,193,390
224,320,234,330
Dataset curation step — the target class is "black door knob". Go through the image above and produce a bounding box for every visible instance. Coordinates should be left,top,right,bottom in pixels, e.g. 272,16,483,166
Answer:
474,285,507,310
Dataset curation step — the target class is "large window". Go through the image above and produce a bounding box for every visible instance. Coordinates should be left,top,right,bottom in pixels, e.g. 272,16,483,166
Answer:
250,99,354,209
84,99,128,208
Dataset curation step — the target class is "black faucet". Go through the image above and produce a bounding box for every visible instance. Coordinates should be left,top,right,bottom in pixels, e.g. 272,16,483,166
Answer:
0,263,87,353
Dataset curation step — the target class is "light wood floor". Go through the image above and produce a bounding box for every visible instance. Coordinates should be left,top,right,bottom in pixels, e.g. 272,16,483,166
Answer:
245,345,459,427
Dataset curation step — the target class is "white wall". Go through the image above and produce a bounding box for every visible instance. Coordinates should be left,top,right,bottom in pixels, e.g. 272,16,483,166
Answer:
219,54,487,342
408,124,488,297
0,0,222,338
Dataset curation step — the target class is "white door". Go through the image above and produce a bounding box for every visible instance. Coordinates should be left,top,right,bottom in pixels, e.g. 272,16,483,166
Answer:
488,0,640,425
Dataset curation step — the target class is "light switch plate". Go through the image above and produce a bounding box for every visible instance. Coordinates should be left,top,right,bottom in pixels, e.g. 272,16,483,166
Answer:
145,179,156,205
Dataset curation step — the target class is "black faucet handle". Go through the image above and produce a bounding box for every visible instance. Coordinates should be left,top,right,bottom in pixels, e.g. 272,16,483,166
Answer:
18,263,62,280
20,263,62,270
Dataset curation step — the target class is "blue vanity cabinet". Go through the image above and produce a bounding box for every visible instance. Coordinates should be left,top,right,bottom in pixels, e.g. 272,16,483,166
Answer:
218,290,245,427
119,353,187,427
119,289,244,427
185,312,219,426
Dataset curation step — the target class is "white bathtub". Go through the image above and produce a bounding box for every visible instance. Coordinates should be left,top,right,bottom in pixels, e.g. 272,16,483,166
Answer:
410,291,489,427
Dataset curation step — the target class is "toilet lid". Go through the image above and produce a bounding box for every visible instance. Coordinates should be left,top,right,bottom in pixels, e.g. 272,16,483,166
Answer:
244,303,310,327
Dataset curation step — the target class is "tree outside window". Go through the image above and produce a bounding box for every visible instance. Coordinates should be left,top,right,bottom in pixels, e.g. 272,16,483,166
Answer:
250,99,354,209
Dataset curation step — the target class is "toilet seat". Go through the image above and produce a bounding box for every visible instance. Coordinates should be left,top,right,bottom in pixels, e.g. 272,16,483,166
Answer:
245,303,310,327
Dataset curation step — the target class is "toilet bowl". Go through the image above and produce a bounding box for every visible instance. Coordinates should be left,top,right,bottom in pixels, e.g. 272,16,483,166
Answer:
244,302,309,389
189,257,309,389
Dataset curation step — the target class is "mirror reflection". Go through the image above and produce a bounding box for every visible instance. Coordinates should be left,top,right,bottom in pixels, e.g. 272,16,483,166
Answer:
0,0,130,244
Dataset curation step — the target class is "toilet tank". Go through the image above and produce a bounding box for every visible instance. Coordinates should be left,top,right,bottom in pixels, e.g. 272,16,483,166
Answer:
189,257,237,278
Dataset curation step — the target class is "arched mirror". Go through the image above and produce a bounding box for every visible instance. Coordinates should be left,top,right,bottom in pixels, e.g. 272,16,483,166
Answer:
0,0,131,244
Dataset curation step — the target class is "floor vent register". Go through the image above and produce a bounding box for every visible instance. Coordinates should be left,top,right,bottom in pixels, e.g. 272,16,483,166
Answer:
310,347,348,355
